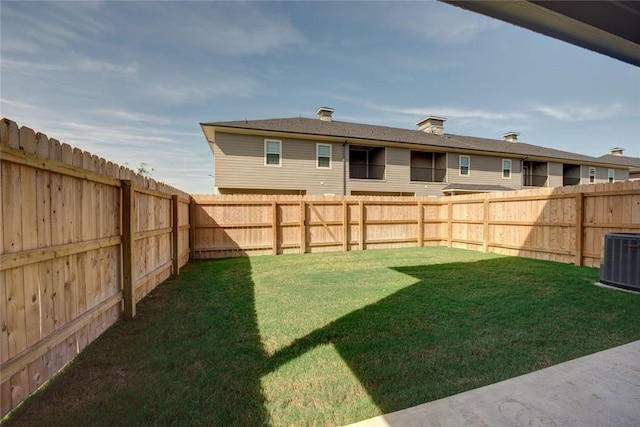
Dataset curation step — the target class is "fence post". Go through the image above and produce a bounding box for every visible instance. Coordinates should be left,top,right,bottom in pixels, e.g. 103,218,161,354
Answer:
272,201,278,255
575,192,584,266
343,200,349,251
483,199,489,253
189,198,196,260
447,201,453,247
172,195,179,276
121,180,136,319
300,201,306,253
417,201,424,247
359,201,365,250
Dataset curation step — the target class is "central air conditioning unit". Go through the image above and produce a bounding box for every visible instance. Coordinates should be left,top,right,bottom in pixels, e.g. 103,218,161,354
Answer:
600,233,640,291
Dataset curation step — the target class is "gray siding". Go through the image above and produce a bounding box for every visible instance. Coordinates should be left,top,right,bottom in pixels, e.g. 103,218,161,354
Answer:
447,153,521,190
347,147,447,197
214,132,344,195
580,166,628,184
213,131,632,195
616,168,630,181
548,162,563,187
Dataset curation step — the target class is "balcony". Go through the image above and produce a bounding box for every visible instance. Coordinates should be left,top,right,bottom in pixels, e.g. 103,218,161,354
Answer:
523,174,548,187
350,164,385,180
410,167,446,182
563,177,581,186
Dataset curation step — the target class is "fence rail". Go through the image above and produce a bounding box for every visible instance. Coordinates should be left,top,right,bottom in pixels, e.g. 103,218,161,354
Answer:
191,182,640,268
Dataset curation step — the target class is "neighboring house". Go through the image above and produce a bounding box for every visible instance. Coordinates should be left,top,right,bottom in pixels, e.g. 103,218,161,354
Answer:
598,148,640,181
200,108,631,196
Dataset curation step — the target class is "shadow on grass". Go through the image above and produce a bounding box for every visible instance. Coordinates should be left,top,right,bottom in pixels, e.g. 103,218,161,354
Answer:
263,256,637,416
5,253,639,426
2,256,270,426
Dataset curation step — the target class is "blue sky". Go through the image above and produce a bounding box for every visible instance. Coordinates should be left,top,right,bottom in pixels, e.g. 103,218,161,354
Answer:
2,1,639,194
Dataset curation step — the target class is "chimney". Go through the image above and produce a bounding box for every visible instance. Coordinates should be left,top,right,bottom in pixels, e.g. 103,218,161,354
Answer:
316,107,335,122
416,116,446,135
503,132,520,143
609,147,625,156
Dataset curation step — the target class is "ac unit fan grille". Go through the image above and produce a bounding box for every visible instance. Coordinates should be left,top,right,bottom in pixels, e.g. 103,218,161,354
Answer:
600,233,640,291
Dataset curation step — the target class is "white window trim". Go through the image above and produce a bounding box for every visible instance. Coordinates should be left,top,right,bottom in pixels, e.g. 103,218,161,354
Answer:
264,139,282,167
502,159,512,179
608,169,615,183
589,167,596,184
316,143,332,169
459,155,470,176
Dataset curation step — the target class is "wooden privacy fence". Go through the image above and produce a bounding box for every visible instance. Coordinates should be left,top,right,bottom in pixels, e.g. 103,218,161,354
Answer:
1,117,639,418
445,181,640,267
191,181,640,267
0,119,191,417
191,195,447,258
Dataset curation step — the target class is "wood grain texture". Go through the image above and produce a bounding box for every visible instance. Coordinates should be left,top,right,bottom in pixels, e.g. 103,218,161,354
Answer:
1,120,190,417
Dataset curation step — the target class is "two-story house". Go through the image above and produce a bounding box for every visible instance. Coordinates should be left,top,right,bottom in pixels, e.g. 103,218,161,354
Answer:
598,148,640,181
200,107,631,196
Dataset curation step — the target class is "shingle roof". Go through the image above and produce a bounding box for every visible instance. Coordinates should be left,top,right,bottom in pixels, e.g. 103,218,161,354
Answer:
202,117,624,166
597,154,640,168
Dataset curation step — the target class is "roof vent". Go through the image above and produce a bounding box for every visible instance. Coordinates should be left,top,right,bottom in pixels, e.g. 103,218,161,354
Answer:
316,107,335,122
503,132,520,143
610,147,625,156
416,116,446,135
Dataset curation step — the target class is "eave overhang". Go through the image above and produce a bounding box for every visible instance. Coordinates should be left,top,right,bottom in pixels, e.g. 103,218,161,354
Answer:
441,1,640,67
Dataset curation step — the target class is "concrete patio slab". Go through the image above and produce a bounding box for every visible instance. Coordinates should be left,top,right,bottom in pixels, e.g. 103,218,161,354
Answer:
346,340,640,427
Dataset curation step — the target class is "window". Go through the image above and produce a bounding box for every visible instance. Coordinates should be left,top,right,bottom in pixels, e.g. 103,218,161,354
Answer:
459,155,470,176
608,169,615,183
317,144,331,168
265,140,281,166
502,159,512,179
589,167,596,183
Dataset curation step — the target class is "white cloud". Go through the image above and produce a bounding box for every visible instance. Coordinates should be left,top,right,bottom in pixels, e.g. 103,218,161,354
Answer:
1,2,109,53
146,75,258,104
0,37,41,54
342,96,529,122
2,57,138,74
535,103,623,122
1,98,38,111
387,106,529,121
77,59,139,74
135,2,304,55
92,109,171,125
383,2,501,44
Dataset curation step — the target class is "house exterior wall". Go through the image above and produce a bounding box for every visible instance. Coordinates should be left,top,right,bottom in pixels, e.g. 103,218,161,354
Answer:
548,162,564,187
616,168,630,181
579,166,629,184
212,131,631,195
214,132,344,195
446,153,521,190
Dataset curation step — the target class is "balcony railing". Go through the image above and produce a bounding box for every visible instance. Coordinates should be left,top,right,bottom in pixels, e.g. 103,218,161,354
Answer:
523,174,548,187
410,167,446,182
350,164,385,180
563,177,581,186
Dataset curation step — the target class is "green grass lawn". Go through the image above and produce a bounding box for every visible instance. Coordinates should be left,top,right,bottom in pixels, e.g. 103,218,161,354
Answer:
4,247,640,426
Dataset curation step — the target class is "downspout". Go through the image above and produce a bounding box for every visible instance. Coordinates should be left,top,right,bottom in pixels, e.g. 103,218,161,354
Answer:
342,138,348,196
